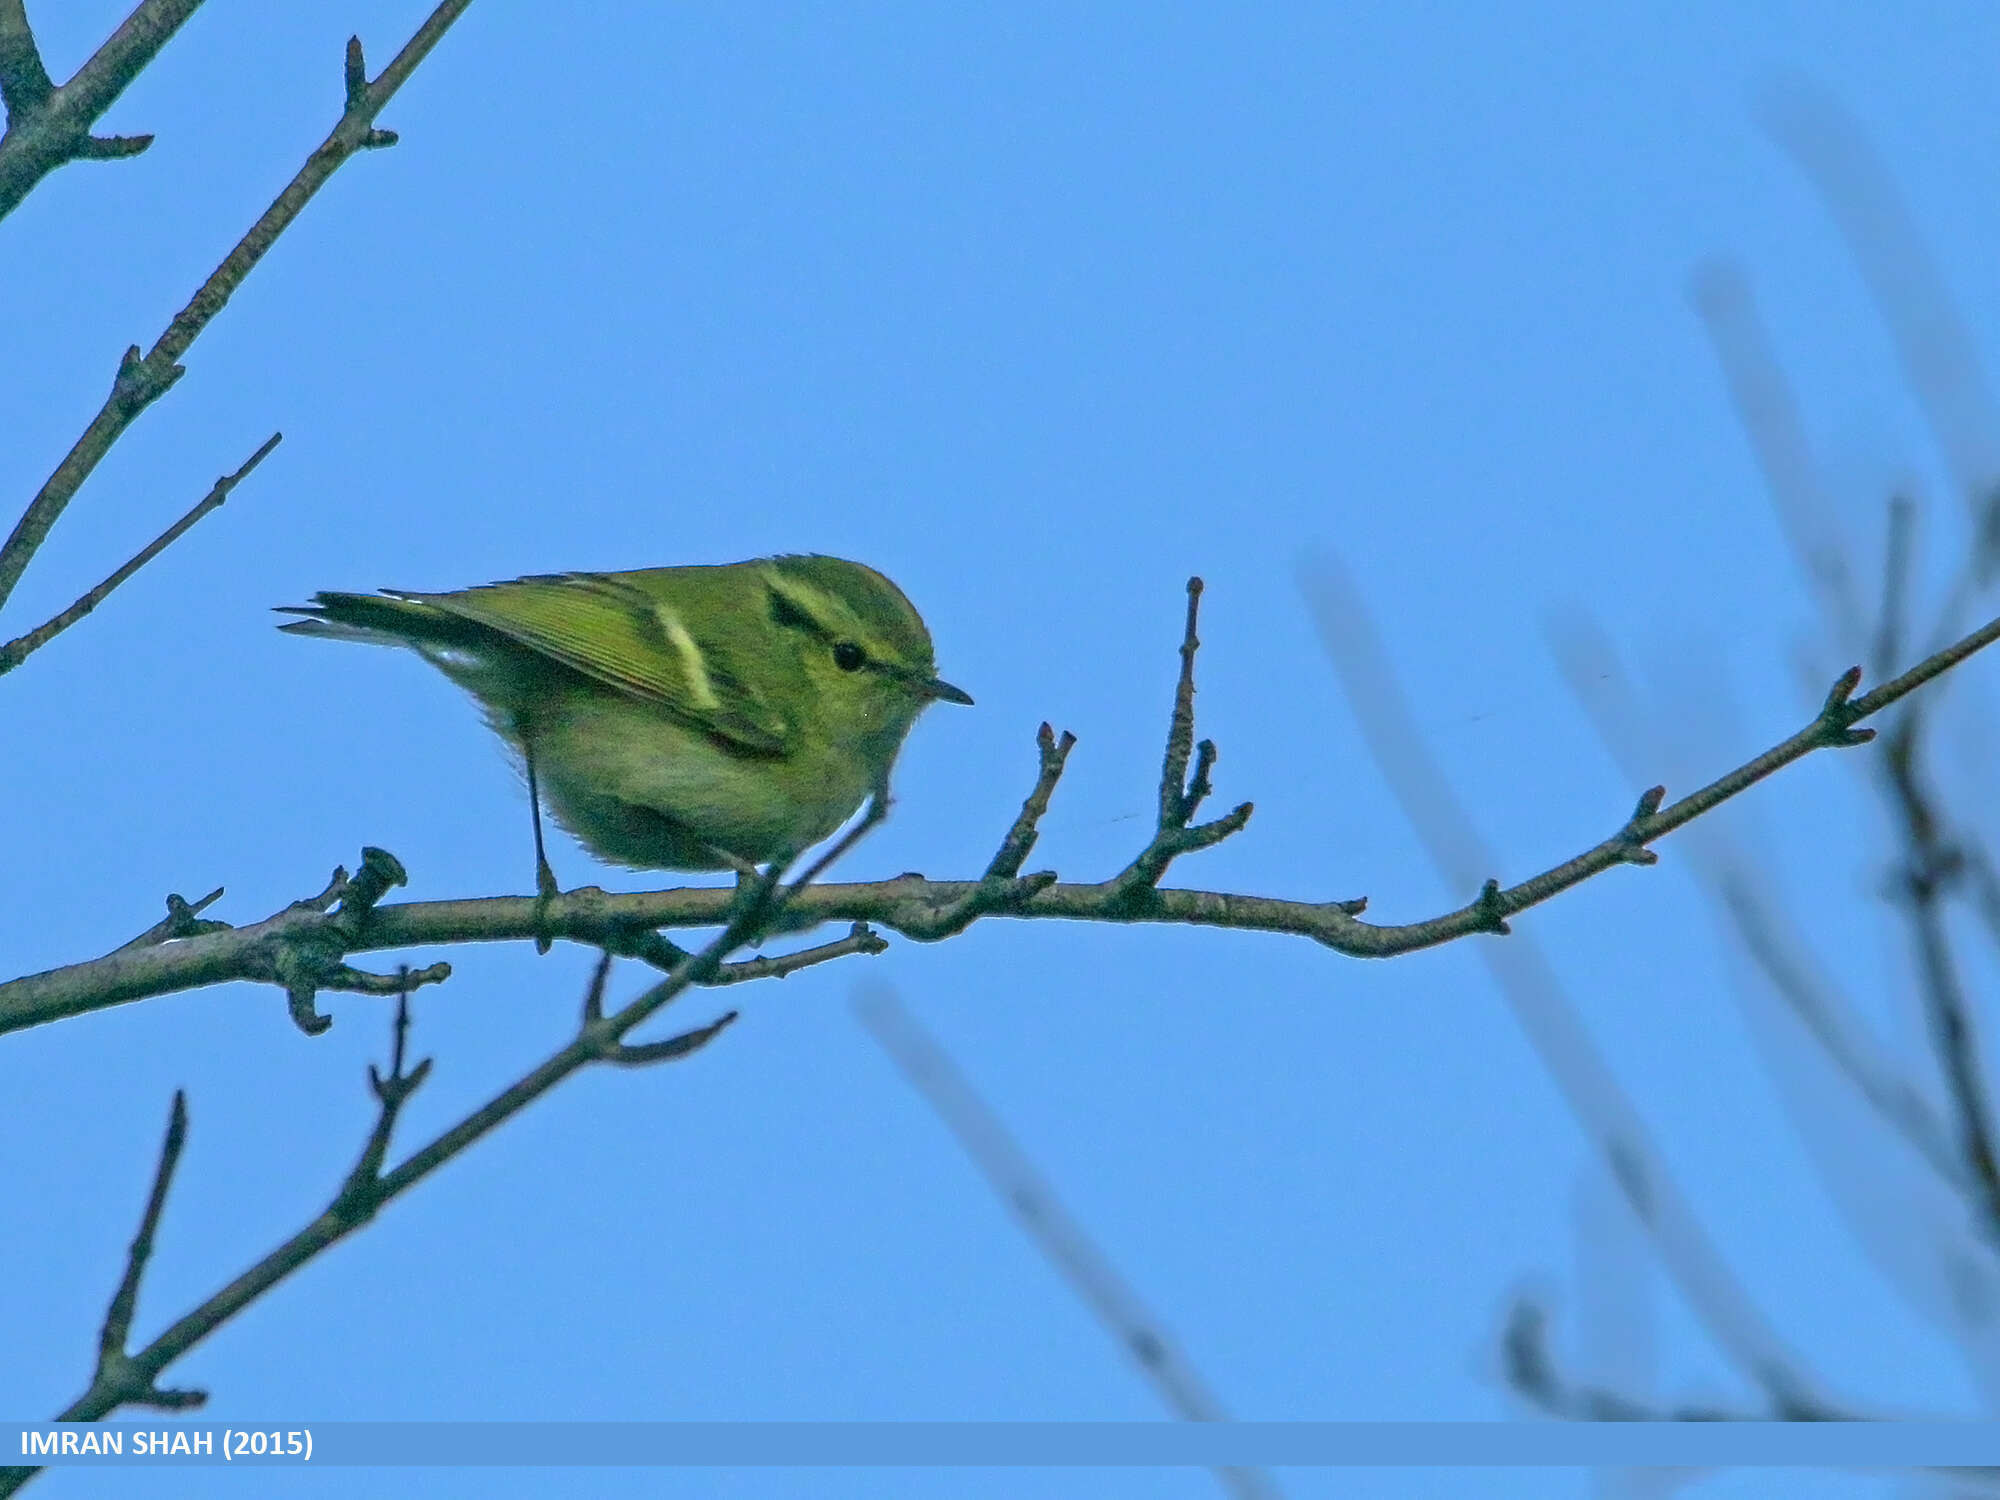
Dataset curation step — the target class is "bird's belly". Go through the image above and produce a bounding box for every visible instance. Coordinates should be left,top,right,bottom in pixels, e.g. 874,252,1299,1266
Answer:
528,695,869,871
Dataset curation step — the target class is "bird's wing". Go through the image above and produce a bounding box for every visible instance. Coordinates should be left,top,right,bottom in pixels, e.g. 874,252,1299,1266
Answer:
395,573,791,756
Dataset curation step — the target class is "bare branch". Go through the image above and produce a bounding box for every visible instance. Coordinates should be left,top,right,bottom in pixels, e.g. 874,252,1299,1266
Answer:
1159,576,1204,826
68,130,149,160
856,987,1283,1500
585,912,891,987
1301,558,2000,933
4,1086,218,1486
0,1,54,119
253,847,445,1036
0,2,477,617
1300,549,1840,1414
594,1010,738,1067
330,984,433,1224
707,922,888,986
110,886,226,953
0,432,280,676
7,577,2000,1038
1695,95,2000,1269
983,720,1076,880
0,0,202,221
1548,611,2000,1400
26,854,839,1439
95,1091,202,1408
1108,578,1252,901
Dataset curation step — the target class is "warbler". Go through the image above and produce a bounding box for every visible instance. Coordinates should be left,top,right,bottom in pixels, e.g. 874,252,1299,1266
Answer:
279,555,971,890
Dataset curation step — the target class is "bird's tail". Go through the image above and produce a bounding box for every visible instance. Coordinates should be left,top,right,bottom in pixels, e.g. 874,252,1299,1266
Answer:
275,590,467,648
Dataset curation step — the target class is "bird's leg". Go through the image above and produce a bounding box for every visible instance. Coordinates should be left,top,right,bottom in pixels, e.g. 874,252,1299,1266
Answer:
704,843,762,881
524,738,559,954
524,742,560,898
708,845,768,929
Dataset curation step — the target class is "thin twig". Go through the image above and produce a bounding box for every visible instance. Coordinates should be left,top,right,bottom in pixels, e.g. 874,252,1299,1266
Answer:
331,982,432,1222
0,432,280,676
1745,127,2000,1226
1703,101,2000,1269
856,987,1284,1500
706,922,889,985
1111,578,1252,901
0,0,201,220
1159,577,1204,826
0,1088,204,1493
0,3,475,617
26,850,882,1441
95,1092,198,1401
28,860,830,1442
86,1092,205,1414
110,886,226,953
8,583,2000,1038
1550,613,1972,1197
983,721,1077,880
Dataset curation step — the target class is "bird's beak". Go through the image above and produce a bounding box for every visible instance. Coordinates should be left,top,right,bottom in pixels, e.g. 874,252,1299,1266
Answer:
925,676,974,706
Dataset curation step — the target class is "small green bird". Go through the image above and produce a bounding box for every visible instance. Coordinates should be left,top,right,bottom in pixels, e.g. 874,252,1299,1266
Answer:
279,555,971,891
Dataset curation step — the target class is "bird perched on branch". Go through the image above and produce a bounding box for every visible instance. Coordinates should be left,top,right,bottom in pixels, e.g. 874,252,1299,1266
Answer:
280,555,971,894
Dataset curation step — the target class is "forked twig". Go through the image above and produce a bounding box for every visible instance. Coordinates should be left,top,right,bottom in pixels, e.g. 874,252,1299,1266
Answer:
22,850,863,1448
0,3,476,617
0,0,202,220
0,433,281,676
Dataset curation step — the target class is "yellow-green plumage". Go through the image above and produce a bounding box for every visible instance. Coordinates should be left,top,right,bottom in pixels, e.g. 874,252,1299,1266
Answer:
279,556,970,874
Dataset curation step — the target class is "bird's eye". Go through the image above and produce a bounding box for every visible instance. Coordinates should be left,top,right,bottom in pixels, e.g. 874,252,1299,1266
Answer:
832,641,866,672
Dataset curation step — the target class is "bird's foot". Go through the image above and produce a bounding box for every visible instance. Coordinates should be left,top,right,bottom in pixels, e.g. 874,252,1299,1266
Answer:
532,856,561,955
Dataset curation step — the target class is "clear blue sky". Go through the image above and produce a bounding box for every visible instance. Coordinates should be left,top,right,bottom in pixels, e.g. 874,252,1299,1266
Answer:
3,3,1997,1496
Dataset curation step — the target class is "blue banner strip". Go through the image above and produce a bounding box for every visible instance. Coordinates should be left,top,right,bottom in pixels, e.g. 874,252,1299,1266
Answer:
10,1422,2000,1468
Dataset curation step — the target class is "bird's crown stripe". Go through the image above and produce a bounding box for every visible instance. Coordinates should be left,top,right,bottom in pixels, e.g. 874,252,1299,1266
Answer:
762,573,840,639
